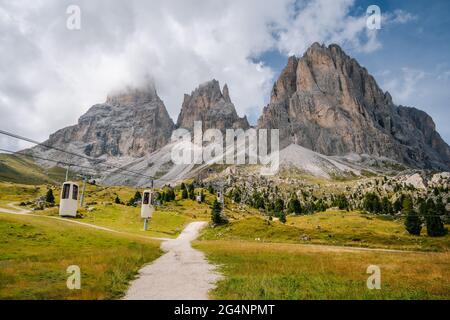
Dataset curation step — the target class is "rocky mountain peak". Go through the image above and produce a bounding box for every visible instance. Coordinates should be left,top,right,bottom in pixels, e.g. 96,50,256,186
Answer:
176,79,249,131
258,43,450,170
222,83,231,103
32,83,174,161
106,82,159,106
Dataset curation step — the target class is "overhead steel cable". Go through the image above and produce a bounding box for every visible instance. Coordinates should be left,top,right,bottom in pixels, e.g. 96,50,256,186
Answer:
0,148,96,177
0,147,160,180
0,130,173,182
0,129,103,164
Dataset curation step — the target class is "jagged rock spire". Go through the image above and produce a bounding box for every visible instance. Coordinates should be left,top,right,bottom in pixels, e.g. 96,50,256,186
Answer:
258,43,450,170
176,79,249,131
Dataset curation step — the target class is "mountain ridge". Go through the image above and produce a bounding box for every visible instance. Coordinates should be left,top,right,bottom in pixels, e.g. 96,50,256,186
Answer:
257,42,450,170
24,42,450,185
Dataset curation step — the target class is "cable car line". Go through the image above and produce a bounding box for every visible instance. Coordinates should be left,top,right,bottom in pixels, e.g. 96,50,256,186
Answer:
0,129,158,180
0,147,163,182
0,148,98,176
0,130,175,182
0,129,103,164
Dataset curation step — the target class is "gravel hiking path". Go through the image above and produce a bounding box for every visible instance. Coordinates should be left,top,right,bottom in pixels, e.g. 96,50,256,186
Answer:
0,202,169,241
124,221,222,300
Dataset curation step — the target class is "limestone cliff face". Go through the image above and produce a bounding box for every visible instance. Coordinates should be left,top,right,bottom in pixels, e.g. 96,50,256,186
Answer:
37,83,174,159
257,43,450,170
176,79,249,131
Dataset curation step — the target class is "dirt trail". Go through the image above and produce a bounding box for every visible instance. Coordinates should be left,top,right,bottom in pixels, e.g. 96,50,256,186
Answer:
0,203,425,254
0,202,168,241
124,221,222,300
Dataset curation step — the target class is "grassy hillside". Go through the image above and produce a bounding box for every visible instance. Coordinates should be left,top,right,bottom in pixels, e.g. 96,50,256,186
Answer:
0,154,69,185
2,180,449,300
200,212,450,251
195,240,450,300
0,213,161,299
0,182,215,238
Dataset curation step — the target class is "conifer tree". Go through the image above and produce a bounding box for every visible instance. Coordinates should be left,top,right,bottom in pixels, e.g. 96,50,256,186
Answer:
424,199,447,237
403,196,421,235
45,188,55,204
211,200,227,225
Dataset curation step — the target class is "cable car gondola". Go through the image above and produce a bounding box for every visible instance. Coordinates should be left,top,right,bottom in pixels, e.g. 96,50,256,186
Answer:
59,181,78,217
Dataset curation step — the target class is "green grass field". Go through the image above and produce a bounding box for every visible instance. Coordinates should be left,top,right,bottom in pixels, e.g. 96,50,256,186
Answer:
1,178,449,300
0,154,71,185
195,240,450,300
200,212,450,251
0,213,161,299
0,181,214,238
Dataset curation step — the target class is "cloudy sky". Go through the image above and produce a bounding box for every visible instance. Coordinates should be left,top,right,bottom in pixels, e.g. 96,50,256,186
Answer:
1,0,449,151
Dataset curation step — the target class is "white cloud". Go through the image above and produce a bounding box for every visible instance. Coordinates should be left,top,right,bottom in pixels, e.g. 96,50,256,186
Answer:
0,0,415,150
382,67,427,102
386,9,417,24
380,66,450,144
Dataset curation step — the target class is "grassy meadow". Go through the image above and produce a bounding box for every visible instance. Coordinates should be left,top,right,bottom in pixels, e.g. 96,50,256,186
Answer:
0,213,161,299
1,178,449,300
0,181,214,238
195,240,450,300
0,154,70,185
200,212,450,251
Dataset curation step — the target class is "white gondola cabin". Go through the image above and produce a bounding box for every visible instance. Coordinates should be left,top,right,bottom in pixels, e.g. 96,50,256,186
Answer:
59,181,78,217
141,190,154,219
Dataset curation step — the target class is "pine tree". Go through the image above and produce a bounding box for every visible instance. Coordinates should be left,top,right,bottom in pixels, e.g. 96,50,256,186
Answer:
435,197,449,224
403,196,421,235
181,188,188,199
279,211,287,223
274,198,284,214
168,188,175,201
363,193,381,213
315,198,327,212
133,191,142,203
232,189,241,203
114,195,121,204
45,188,55,204
287,196,302,214
188,183,195,200
424,199,447,237
211,200,227,225
381,196,392,214
333,194,349,210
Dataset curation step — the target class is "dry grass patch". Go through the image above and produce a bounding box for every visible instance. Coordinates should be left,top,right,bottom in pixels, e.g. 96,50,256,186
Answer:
196,240,450,300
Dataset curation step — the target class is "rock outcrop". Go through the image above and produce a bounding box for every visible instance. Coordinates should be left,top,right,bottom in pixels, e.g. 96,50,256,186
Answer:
32,83,174,160
176,79,249,131
257,43,450,170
